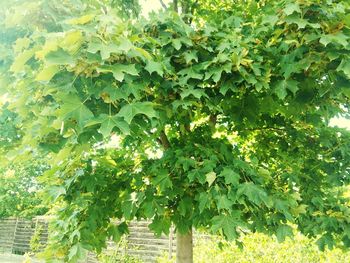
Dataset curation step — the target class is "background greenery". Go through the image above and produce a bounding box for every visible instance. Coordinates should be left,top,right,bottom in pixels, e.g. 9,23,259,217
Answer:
0,160,47,218
98,231,350,263
157,232,350,263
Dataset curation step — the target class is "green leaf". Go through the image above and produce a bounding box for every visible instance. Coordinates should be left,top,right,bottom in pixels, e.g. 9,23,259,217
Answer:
216,195,233,211
285,80,299,95
344,13,350,27
178,197,191,216
45,48,74,65
337,58,350,79
274,199,293,220
316,234,334,251
184,51,198,64
258,167,272,183
142,201,155,218
237,182,270,206
219,168,240,186
102,82,144,102
36,65,60,81
274,79,299,99
172,39,182,50
149,217,171,236
187,169,202,182
97,114,130,137
97,64,139,81
145,60,164,76
133,47,152,59
117,102,158,124
68,244,78,261
48,185,66,202
57,94,94,127
320,32,349,48
276,225,293,242
206,171,216,186
178,67,203,85
274,82,288,100
66,14,95,25
102,85,128,101
13,37,31,53
121,200,134,220
262,15,279,26
118,36,133,52
107,225,122,243
198,192,210,213
220,79,238,95
152,170,172,191
283,3,301,16
180,88,207,99
284,14,308,29
342,87,350,98
10,49,35,72
177,157,196,172
87,41,129,60
211,212,241,240
204,68,223,83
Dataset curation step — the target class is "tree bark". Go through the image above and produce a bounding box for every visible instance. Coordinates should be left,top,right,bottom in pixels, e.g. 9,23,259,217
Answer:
159,130,170,149
159,0,167,9
174,0,178,13
176,229,193,263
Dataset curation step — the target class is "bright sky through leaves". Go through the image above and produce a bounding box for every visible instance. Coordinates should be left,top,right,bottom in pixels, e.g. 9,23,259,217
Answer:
140,0,171,16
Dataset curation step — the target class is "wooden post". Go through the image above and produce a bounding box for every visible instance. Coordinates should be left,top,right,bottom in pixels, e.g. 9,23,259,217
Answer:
11,218,18,254
169,225,174,260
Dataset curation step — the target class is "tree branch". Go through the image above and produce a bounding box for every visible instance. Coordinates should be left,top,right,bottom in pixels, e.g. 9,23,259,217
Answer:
191,0,199,15
209,114,217,131
241,127,286,132
159,130,171,149
188,0,199,24
159,0,167,9
173,0,178,13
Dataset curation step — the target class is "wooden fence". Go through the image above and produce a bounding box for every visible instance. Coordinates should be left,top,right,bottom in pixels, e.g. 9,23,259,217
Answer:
0,217,176,262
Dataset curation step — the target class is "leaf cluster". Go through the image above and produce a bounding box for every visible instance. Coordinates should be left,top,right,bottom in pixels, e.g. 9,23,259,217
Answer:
1,0,350,260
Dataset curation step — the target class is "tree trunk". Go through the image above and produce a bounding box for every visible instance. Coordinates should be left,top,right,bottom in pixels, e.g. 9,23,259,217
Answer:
173,0,178,13
176,229,193,263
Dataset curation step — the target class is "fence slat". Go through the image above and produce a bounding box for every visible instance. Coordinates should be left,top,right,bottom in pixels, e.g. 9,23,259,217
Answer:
0,217,210,262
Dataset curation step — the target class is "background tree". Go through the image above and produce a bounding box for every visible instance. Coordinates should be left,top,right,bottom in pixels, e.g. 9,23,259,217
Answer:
0,97,48,218
1,0,350,263
0,160,48,218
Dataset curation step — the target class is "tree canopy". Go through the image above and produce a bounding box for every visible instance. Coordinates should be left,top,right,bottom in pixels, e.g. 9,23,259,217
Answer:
1,0,350,262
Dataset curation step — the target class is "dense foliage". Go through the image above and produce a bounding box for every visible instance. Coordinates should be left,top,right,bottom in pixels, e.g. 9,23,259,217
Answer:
0,161,48,218
158,232,350,263
0,103,47,218
1,0,350,262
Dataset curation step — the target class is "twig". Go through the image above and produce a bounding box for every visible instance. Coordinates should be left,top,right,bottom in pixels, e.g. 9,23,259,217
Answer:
240,127,286,132
159,130,171,149
159,0,167,9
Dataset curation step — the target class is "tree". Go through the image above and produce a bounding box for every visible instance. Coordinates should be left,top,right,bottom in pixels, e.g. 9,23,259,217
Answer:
0,160,48,218
0,101,48,218
1,0,350,262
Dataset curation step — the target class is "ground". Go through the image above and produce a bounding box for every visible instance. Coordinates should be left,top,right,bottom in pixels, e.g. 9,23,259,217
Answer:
0,253,42,263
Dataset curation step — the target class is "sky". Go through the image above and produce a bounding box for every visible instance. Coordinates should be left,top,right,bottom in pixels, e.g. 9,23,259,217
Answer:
140,0,171,17
329,116,350,130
